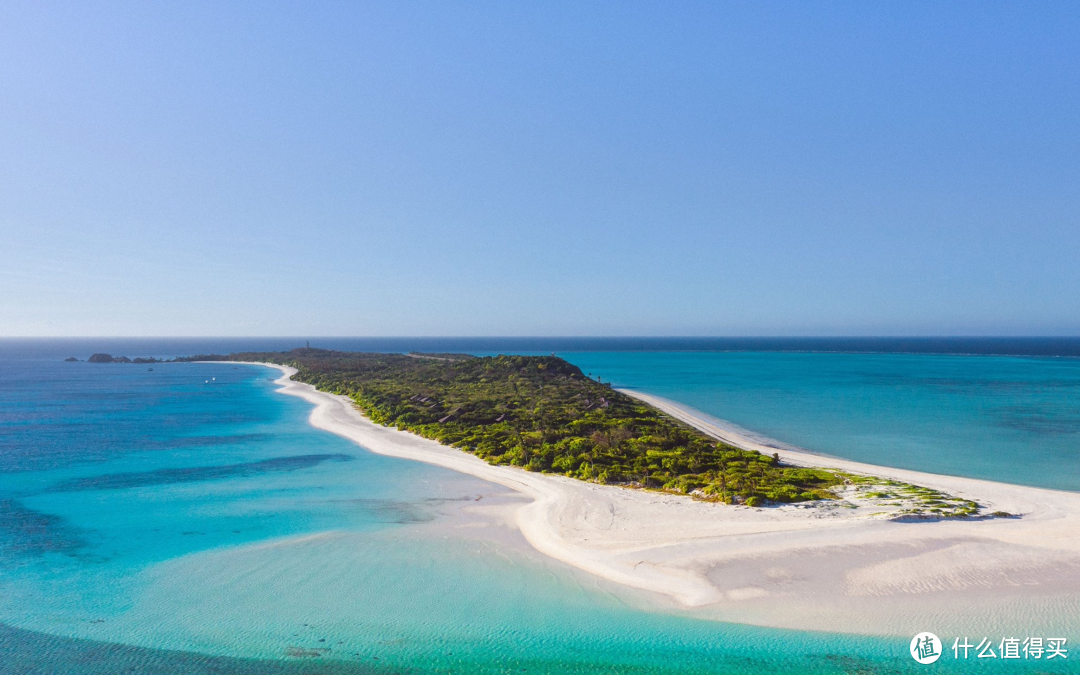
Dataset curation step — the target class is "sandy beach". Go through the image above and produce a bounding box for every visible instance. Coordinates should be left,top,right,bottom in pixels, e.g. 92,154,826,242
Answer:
257,363,1080,636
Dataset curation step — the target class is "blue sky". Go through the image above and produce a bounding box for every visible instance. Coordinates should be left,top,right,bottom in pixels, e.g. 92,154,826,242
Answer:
1,1,1078,336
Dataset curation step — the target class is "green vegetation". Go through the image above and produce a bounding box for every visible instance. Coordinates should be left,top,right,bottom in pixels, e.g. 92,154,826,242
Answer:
180,348,986,519
837,474,981,518
187,348,842,505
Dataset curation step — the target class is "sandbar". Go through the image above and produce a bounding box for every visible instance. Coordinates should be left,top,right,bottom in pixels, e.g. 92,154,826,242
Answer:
249,363,1080,636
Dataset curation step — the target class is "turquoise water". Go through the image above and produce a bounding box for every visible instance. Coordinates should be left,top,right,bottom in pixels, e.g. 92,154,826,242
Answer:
1,342,1078,673
561,351,1080,493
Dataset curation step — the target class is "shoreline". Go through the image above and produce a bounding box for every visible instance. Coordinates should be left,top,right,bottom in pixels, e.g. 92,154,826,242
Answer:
243,362,1080,636
617,388,1080,502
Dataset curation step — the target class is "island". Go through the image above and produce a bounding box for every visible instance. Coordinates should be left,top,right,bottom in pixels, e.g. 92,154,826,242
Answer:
180,348,980,518
86,354,162,364
164,348,1080,636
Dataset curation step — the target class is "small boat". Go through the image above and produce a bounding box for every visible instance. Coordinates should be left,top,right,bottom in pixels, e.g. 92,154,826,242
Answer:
147,368,153,371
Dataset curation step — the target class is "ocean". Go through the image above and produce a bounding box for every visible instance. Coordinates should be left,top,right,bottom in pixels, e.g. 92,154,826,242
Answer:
1,338,1077,674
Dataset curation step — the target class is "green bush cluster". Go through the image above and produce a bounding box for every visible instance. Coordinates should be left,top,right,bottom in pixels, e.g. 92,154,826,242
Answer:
203,349,843,505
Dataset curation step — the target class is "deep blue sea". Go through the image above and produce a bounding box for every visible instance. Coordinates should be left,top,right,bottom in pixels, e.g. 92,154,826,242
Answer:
1,338,1078,674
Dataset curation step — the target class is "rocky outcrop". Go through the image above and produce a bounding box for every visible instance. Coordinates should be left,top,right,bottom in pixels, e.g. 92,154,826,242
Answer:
86,354,145,364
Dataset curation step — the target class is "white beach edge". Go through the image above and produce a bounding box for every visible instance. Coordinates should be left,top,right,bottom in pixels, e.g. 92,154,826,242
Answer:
244,362,1080,636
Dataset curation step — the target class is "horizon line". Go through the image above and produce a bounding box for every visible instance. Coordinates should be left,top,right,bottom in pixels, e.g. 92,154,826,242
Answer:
3,335,1080,341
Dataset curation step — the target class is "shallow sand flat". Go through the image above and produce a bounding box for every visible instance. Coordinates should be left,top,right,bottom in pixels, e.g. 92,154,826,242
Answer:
251,364,1080,636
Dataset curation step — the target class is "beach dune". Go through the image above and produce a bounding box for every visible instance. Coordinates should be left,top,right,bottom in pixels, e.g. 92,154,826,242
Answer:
260,364,1080,637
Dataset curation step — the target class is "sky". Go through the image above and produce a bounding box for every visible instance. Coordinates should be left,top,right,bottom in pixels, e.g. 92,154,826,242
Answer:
1,1,1078,337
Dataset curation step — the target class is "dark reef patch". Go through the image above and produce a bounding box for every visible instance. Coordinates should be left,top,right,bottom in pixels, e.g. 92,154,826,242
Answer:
994,408,1080,435
334,498,437,525
0,623,382,675
45,454,354,493
0,499,88,559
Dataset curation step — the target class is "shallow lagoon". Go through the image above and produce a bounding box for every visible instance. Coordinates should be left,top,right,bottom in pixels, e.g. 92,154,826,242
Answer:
1,346,1076,673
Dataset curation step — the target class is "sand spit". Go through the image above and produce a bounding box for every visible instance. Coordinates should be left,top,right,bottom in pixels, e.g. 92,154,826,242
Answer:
247,363,1080,636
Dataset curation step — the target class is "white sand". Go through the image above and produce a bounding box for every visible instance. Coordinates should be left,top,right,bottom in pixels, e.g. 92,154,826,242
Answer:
251,364,1080,636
